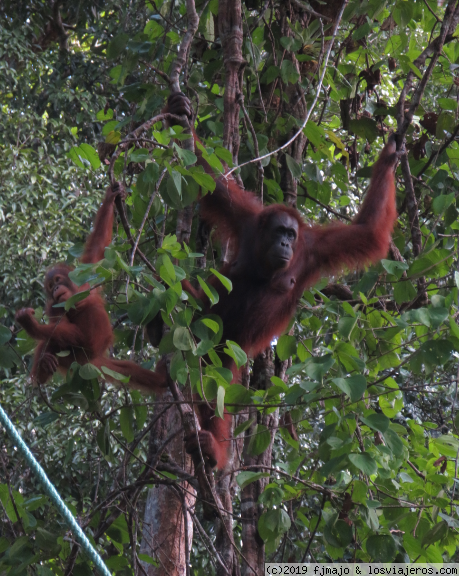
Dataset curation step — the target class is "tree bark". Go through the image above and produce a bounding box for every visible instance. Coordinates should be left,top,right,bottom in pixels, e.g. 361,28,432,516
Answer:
219,0,246,161
139,395,195,576
240,349,287,574
241,350,274,575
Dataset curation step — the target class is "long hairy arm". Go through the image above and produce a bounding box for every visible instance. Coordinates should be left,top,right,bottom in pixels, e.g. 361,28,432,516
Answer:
81,183,125,264
303,137,398,280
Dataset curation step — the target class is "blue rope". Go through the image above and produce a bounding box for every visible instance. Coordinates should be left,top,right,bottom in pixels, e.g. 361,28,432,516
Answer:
0,403,111,576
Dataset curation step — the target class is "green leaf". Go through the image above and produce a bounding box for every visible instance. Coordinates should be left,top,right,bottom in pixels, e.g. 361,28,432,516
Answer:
248,424,271,456
332,375,367,402
131,391,148,428
280,60,300,84
127,295,160,325
359,413,389,433
205,153,224,174
381,259,409,278
224,340,247,368
366,534,397,562
144,19,164,39
422,520,448,547
68,242,85,258
102,120,118,136
165,289,179,314
261,65,279,84
197,275,219,305
214,146,233,165
67,144,101,170
258,508,291,542
419,339,453,366
107,33,129,59
234,417,255,437
438,98,458,111
138,553,156,566
195,339,215,356
305,354,335,381
432,435,459,458
96,108,114,121
383,428,405,457
438,512,459,529
106,130,121,144
348,452,377,476
79,363,101,380
106,556,129,570
191,170,216,192
349,118,379,143
285,154,302,179
105,514,130,544
449,317,459,340
236,471,270,489
379,391,403,418
276,335,297,361
394,280,417,304
201,318,219,333
338,316,357,339
173,326,194,351
55,290,90,311
33,412,59,428
0,346,17,368
304,122,327,151
120,406,135,442
97,421,111,456
324,519,353,548
437,112,456,138
68,265,101,286
432,192,455,215
215,385,225,419
0,537,10,554
130,148,150,162
35,528,61,553
0,325,12,345
100,365,129,383
161,254,176,282
210,268,232,292
177,147,197,166
407,61,422,79
225,384,251,413
353,21,371,40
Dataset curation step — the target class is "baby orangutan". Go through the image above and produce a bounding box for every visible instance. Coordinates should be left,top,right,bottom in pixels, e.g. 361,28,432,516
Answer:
16,183,168,394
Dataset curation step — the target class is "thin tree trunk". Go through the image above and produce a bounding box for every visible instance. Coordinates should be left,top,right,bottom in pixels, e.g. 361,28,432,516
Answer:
219,0,245,161
240,350,287,574
139,396,195,576
241,350,274,575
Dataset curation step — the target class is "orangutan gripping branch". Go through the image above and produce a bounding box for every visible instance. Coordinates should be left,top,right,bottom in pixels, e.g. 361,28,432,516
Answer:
165,93,399,469
16,183,168,394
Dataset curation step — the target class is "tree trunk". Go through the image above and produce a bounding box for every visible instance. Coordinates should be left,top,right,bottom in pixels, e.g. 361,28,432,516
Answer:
139,396,195,576
241,350,288,574
219,0,245,161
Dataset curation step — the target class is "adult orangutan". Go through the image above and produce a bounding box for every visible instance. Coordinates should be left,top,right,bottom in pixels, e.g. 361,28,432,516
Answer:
16,183,168,394
165,93,399,468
